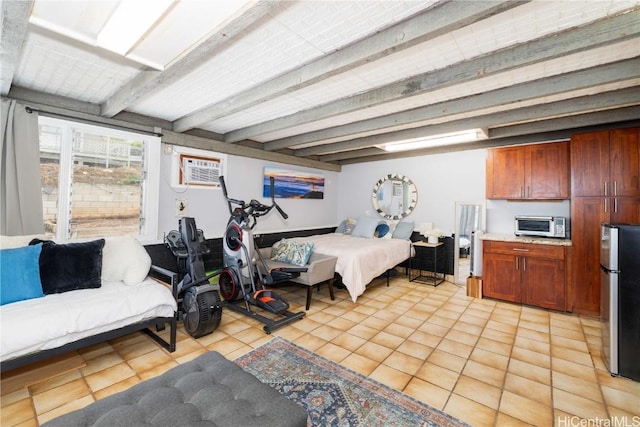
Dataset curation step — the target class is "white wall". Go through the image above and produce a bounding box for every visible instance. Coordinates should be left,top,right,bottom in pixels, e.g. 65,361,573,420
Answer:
157,145,340,241
156,144,572,242
337,149,487,235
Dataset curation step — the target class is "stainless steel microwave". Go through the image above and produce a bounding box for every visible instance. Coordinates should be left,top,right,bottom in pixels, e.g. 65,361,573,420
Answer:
515,216,566,238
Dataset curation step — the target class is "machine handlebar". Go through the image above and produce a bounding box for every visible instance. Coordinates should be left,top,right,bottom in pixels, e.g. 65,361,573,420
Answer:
218,175,289,224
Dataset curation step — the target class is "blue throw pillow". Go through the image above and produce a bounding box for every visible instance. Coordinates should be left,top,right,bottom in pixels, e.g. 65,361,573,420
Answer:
351,216,380,238
375,223,390,238
0,243,44,305
392,221,414,239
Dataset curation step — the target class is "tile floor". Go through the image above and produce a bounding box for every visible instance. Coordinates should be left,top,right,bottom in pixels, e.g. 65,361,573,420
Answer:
2,273,639,426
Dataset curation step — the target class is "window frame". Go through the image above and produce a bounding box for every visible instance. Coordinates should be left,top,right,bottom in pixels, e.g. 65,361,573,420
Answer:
38,116,161,243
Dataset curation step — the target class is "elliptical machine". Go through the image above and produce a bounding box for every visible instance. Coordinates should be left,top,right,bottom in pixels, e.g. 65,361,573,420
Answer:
217,175,306,334
165,217,222,338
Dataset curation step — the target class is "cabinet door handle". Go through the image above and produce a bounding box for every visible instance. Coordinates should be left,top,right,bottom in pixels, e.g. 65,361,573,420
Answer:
614,197,618,213
604,181,608,196
604,197,609,213
614,181,618,197
513,248,529,252
523,257,526,271
515,257,519,270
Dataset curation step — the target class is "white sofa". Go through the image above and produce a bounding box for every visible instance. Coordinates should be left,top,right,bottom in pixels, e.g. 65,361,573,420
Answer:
0,234,178,372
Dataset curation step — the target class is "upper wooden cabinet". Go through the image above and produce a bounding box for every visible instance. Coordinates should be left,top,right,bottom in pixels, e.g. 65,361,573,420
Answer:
486,141,570,200
571,128,640,197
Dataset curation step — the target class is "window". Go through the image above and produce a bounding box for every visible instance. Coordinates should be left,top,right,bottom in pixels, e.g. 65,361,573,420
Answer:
38,117,160,242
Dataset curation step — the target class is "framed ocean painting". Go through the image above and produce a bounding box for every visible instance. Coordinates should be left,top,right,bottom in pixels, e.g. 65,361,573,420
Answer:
263,167,325,199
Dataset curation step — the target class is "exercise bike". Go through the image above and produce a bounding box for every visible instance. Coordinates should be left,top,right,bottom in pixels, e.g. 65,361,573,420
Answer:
217,175,306,334
165,217,222,338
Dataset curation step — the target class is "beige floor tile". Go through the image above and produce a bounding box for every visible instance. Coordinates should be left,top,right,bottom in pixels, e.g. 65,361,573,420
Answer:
205,335,249,356
127,349,172,374
415,362,460,391
469,347,510,371
518,319,549,333
309,324,343,341
137,360,178,380
370,330,405,349
292,333,327,352
396,339,433,360
499,390,553,426
402,377,450,410
551,345,594,367
1,398,36,427
36,395,94,426
552,357,598,382
382,351,423,376
475,337,513,357
504,372,551,406
83,363,136,393
451,319,484,336
80,351,124,376
408,330,443,348
551,334,589,352
436,338,474,359
507,358,551,385
347,323,379,340
462,360,506,388
495,411,535,427
354,341,393,363
452,375,502,410
340,309,368,323
340,353,379,376
553,388,608,420
515,327,550,343
511,346,551,369
596,369,640,395
32,378,91,414
314,342,351,363
445,328,480,347
427,349,467,373
550,325,585,341
600,385,640,415
444,394,497,427
552,371,603,402
369,364,412,390
481,328,515,345
330,332,366,352
93,376,141,400
513,335,551,355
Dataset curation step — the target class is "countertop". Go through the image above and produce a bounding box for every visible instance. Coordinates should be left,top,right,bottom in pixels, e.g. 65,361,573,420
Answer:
481,233,572,246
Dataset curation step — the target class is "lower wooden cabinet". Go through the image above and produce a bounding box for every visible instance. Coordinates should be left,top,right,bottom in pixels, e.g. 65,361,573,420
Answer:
482,241,567,311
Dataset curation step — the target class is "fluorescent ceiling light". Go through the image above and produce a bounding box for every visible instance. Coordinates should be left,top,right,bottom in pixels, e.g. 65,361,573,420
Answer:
97,0,175,56
380,128,488,152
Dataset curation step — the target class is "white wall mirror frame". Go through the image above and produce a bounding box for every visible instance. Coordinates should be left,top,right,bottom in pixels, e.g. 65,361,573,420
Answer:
371,174,418,220
454,201,486,285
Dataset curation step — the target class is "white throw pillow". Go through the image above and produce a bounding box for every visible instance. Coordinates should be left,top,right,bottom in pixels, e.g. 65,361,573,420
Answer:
101,235,151,285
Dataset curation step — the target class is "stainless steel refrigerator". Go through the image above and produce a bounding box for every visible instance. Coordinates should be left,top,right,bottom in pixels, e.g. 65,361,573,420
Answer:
601,223,640,381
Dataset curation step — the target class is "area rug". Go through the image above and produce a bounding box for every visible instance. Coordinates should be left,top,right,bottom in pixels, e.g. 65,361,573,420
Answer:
235,337,469,427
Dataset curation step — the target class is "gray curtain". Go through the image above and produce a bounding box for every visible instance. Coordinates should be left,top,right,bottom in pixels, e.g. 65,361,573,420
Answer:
0,99,44,235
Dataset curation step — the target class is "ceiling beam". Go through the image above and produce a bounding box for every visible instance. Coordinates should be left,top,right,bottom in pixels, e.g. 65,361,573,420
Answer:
172,0,526,133
301,86,640,157
100,0,282,118
243,9,640,149
4,88,340,172
318,105,640,162
0,0,33,96
274,57,640,155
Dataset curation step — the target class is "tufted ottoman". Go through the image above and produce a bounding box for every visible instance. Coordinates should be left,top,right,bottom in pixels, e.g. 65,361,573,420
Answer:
43,351,308,427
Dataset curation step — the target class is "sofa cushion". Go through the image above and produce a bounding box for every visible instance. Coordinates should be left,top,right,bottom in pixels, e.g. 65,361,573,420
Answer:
0,243,44,305
31,238,105,294
0,234,47,249
102,235,152,285
272,239,314,266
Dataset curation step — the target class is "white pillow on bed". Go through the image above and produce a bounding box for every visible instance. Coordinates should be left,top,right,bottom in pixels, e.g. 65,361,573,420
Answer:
351,216,379,238
102,235,151,285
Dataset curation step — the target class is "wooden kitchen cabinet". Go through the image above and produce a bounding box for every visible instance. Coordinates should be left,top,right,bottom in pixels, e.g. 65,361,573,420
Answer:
570,127,640,316
571,128,640,197
482,241,566,311
486,141,569,200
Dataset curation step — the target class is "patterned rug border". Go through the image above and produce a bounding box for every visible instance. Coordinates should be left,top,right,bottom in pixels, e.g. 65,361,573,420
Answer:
235,336,469,427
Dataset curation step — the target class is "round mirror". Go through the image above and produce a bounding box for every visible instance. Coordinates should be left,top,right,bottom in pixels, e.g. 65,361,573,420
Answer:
372,174,418,220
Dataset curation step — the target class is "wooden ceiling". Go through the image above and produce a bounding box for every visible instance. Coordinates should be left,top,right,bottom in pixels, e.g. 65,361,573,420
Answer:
2,0,639,171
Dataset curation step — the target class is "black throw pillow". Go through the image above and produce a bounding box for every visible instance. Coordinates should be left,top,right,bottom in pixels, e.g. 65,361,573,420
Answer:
29,238,105,294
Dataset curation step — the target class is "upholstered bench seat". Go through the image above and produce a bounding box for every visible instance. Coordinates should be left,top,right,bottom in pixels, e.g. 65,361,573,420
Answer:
43,351,307,427
258,247,338,310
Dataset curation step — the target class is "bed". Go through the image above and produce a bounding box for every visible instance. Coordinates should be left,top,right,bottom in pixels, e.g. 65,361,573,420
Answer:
288,233,413,302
